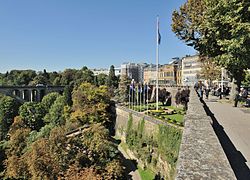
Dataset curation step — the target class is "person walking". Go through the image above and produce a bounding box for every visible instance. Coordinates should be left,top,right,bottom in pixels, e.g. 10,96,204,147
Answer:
204,81,210,99
197,81,204,100
234,88,240,107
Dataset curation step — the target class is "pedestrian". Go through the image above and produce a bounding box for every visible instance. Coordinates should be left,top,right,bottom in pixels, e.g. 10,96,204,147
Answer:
234,88,240,107
204,81,210,99
218,87,222,99
197,81,204,100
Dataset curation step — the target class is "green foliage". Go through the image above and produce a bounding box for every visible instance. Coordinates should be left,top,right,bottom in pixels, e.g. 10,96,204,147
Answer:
242,71,250,87
138,166,155,180
96,73,108,86
0,96,19,140
41,92,60,113
78,124,119,165
19,102,45,130
107,65,118,88
63,84,73,106
44,96,66,125
172,0,250,88
117,75,130,103
124,116,182,178
126,113,133,139
137,118,145,139
30,74,48,85
71,83,111,125
0,67,124,179
157,125,182,166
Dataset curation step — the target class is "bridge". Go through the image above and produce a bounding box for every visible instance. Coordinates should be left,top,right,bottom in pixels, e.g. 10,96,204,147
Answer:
0,85,65,103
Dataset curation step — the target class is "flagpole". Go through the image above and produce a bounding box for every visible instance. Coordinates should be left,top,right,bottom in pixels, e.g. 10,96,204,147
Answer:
143,83,145,111
156,16,159,111
129,84,131,109
147,82,149,115
132,80,134,110
137,84,139,111
139,83,141,112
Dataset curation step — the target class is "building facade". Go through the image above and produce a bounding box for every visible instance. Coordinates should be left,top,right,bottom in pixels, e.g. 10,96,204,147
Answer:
143,65,157,84
158,64,176,85
182,55,201,86
157,58,182,86
121,62,147,83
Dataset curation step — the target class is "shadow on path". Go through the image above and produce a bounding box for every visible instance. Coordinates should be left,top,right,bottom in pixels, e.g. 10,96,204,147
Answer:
117,144,140,180
200,99,250,180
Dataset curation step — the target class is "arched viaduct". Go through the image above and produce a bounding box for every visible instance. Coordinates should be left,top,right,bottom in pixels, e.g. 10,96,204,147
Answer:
0,85,65,103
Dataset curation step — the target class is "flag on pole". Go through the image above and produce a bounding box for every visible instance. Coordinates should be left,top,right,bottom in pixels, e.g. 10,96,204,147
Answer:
158,19,161,45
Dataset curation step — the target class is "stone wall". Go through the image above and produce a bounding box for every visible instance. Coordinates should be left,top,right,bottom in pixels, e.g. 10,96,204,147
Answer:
175,90,236,179
115,105,181,138
115,105,182,179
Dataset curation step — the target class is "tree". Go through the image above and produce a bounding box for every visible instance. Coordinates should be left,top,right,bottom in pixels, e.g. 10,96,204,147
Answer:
24,138,61,179
63,84,73,106
242,71,250,87
158,88,167,106
201,0,250,89
19,102,45,130
15,70,37,85
96,73,108,86
172,0,206,52
118,75,130,103
41,92,60,113
76,68,95,86
199,56,221,82
71,83,111,125
44,96,66,125
60,69,75,85
63,166,102,180
0,96,19,140
172,0,250,89
48,71,59,85
30,74,48,85
107,65,118,88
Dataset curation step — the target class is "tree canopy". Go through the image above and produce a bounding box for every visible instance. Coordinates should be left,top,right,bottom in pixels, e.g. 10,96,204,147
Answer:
172,0,250,87
0,96,19,140
71,83,111,125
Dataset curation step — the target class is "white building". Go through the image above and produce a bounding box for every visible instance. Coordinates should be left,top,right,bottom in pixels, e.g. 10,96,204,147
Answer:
182,55,201,86
91,68,121,76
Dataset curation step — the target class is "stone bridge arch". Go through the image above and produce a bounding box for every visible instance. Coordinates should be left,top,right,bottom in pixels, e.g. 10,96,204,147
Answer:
0,85,65,103
12,89,21,97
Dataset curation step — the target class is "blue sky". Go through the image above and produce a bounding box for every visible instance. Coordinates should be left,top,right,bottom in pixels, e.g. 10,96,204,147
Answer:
0,0,196,73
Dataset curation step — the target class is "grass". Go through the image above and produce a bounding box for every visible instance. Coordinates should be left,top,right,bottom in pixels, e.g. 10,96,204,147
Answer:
165,114,184,122
137,166,155,180
126,103,185,127
120,141,129,154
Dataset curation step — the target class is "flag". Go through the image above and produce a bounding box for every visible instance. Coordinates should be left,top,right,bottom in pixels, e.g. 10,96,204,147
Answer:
157,18,161,45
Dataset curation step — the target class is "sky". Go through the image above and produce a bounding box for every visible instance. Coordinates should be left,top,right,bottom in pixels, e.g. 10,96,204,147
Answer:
0,0,196,73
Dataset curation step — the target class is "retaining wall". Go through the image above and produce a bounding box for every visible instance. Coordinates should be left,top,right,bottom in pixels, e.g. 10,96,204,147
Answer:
175,90,236,179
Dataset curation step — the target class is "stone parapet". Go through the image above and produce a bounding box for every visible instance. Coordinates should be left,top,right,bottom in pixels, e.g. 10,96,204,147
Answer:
175,90,236,179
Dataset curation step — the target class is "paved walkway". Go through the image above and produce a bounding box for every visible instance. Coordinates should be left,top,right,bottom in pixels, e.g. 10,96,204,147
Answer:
204,96,250,179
